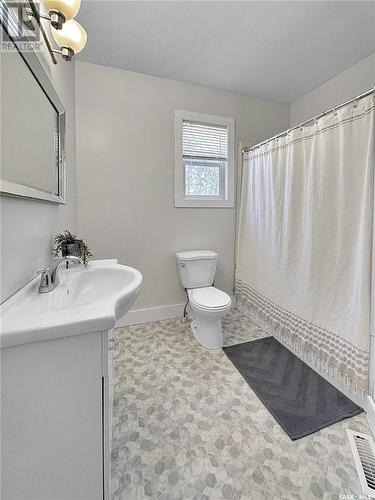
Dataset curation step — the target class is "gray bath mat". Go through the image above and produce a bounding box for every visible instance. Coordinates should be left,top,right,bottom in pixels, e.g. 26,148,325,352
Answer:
223,336,363,440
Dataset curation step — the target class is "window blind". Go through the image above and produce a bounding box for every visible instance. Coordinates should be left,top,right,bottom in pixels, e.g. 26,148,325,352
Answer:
182,121,228,161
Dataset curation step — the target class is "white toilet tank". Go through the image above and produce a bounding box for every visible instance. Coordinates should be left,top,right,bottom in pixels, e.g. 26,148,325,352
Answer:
176,250,218,289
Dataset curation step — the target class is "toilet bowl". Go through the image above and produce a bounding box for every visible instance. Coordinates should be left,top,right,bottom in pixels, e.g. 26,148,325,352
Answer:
176,250,232,349
188,286,231,349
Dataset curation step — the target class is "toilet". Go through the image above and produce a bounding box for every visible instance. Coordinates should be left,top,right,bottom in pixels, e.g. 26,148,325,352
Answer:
176,250,232,349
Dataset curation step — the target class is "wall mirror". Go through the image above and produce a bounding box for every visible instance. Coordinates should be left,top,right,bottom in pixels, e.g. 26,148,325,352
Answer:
0,17,66,204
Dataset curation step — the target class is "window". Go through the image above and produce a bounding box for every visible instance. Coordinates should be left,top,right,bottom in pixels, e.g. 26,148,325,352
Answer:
175,110,235,207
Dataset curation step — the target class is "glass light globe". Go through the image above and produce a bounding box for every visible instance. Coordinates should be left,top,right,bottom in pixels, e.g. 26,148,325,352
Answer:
52,19,87,55
44,0,81,21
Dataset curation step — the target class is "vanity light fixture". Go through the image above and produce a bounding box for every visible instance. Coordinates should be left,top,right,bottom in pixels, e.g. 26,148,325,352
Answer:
44,0,81,30
18,0,87,63
51,18,87,61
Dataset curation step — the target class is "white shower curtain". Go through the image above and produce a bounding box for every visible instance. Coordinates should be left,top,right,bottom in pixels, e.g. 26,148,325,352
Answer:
236,94,374,396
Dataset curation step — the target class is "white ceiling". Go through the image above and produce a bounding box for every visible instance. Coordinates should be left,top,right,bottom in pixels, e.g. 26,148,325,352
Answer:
77,1,375,103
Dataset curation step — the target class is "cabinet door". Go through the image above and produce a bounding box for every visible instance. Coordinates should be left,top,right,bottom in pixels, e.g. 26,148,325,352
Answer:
1,333,103,500
101,329,114,500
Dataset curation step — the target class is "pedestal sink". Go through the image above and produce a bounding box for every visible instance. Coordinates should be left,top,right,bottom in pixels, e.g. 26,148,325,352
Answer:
0,259,143,348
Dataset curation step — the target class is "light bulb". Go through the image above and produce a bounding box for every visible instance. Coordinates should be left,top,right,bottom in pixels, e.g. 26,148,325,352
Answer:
44,0,81,21
52,19,87,60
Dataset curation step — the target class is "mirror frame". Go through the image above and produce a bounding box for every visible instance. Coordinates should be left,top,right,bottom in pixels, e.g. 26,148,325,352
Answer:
0,5,66,204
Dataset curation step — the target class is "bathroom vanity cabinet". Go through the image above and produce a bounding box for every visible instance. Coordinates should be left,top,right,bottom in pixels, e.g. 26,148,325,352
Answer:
1,329,114,500
1,259,142,499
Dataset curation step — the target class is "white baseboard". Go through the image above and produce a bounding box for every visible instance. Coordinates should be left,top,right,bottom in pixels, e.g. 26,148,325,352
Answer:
116,303,185,327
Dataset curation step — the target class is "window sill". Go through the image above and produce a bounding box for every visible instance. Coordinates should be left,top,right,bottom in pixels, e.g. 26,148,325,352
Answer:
175,198,235,208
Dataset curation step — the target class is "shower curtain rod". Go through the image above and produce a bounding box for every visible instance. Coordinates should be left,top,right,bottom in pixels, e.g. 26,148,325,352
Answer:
242,85,375,154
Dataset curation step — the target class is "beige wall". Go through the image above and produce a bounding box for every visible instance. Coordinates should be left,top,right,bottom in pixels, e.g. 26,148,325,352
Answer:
75,61,289,311
291,53,375,125
0,29,77,302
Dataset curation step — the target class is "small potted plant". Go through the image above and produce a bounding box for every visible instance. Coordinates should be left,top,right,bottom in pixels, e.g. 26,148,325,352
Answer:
53,230,93,266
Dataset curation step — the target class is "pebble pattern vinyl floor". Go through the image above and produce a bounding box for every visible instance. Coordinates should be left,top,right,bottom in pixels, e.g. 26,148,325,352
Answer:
112,308,370,500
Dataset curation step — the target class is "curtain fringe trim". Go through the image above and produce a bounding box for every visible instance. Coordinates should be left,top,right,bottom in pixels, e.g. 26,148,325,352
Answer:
235,281,368,397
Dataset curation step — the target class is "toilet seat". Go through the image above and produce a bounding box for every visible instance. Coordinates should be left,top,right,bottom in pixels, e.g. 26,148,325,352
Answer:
189,286,231,312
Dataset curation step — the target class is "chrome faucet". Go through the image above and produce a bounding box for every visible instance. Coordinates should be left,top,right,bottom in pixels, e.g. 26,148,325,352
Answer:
38,256,83,293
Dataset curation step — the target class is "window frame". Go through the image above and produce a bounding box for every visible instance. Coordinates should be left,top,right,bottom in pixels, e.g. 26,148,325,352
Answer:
175,110,235,208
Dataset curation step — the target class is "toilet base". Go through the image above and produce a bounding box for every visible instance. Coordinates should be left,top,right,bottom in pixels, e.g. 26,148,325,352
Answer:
191,317,223,350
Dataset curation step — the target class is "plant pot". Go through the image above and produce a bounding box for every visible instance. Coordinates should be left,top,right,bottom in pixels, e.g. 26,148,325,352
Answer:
61,240,83,258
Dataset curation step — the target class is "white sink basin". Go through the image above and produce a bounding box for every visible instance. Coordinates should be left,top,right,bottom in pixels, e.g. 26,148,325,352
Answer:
0,259,142,348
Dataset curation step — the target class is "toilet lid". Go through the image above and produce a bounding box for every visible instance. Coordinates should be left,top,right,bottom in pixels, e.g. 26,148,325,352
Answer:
190,287,231,310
